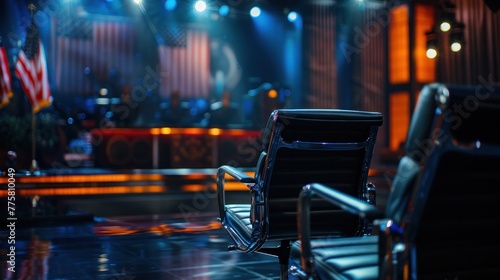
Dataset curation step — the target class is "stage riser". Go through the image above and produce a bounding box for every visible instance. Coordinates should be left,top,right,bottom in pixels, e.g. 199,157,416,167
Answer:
92,128,262,169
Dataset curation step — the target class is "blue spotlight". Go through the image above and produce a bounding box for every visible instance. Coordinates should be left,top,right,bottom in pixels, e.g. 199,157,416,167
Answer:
250,6,261,18
194,0,207,12
164,0,176,11
287,11,298,22
219,5,229,16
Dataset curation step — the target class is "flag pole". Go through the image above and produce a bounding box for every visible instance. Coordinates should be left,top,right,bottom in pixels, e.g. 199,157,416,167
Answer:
28,3,39,173
31,110,38,173
15,2,52,174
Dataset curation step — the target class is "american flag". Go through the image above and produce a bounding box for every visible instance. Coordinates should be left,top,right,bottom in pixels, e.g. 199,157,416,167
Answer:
53,16,137,95
15,19,52,113
157,28,210,98
0,45,12,108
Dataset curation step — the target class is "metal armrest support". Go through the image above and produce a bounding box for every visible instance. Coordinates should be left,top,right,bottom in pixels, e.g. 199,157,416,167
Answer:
297,182,384,277
216,165,257,223
372,219,406,280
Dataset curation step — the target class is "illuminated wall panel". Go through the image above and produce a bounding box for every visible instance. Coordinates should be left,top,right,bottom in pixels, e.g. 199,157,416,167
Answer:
415,4,436,83
389,5,409,84
389,92,410,151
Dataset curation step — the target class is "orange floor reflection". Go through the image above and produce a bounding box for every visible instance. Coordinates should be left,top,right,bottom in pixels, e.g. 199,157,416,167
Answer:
93,219,222,236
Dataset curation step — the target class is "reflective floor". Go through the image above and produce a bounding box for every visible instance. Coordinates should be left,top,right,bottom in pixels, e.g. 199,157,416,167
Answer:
1,213,283,280
0,167,391,279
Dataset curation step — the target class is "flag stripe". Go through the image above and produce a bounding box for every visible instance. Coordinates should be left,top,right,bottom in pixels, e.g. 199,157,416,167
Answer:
55,19,137,95
0,46,13,107
15,39,52,113
158,30,210,98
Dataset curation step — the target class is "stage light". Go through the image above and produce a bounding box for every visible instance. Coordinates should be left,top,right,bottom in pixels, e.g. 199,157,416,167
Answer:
250,6,261,18
219,5,229,17
164,0,176,11
426,48,437,59
287,11,298,22
440,21,451,32
133,0,142,5
450,22,465,52
194,1,207,12
450,42,461,52
426,30,438,59
439,1,456,32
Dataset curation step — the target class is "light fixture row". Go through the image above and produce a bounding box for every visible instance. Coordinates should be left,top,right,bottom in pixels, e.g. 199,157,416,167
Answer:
426,1,465,59
162,0,299,22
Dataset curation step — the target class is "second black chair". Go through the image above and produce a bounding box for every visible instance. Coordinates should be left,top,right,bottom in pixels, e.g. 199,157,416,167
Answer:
290,83,500,279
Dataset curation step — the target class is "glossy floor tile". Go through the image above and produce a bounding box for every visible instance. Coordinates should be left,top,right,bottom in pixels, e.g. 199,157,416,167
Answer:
0,213,284,280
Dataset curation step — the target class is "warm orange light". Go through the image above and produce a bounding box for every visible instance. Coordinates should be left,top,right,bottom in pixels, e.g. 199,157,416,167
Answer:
218,171,256,191
222,182,251,191
95,221,221,236
172,127,207,135
161,127,172,134
94,226,141,236
91,127,262,139
217,171,255,181
389,5,409,84
389,92,410,151
208,128,221,136
218,129,259,137
184,173,212,180
415,4,436,82
0,174,164,185
150,128,161,135
268,89,278,98
149,224,173,236
367,168,381,177
181,184,208,192
0,185,166,197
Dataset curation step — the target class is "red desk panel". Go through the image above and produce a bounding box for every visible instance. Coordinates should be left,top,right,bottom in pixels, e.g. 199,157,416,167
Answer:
91,127,262,169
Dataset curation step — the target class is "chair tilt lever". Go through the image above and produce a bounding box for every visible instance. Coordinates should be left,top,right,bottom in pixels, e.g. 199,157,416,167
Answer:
228,245,237,251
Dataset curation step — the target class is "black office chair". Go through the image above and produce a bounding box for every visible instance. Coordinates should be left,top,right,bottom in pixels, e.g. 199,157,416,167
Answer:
290,83,500,279
216,109,383,279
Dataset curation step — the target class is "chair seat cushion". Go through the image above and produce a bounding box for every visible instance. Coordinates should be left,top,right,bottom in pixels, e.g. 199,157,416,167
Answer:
291,235,379,280
223,204,253,246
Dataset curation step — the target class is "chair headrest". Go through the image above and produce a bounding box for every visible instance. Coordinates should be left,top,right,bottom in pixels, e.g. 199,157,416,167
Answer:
261,109,383,150
276,109,383,122
405,83,442,163
406,83,500,162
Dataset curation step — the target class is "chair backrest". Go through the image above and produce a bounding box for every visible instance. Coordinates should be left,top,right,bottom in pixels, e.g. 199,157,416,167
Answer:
398,84,500,279
253,109,383,245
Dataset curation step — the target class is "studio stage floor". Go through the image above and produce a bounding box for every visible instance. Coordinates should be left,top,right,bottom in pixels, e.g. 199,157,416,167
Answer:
0,167,390,279
2,213,285,280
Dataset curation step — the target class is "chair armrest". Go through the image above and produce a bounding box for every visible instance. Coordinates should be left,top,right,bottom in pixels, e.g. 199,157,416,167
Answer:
217,165,257,223
297,182,384,276
218,165,257,184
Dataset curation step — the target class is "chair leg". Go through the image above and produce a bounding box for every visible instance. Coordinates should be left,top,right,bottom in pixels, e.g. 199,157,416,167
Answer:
258,240,291,280
280,263,289,280
278,240,291,280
